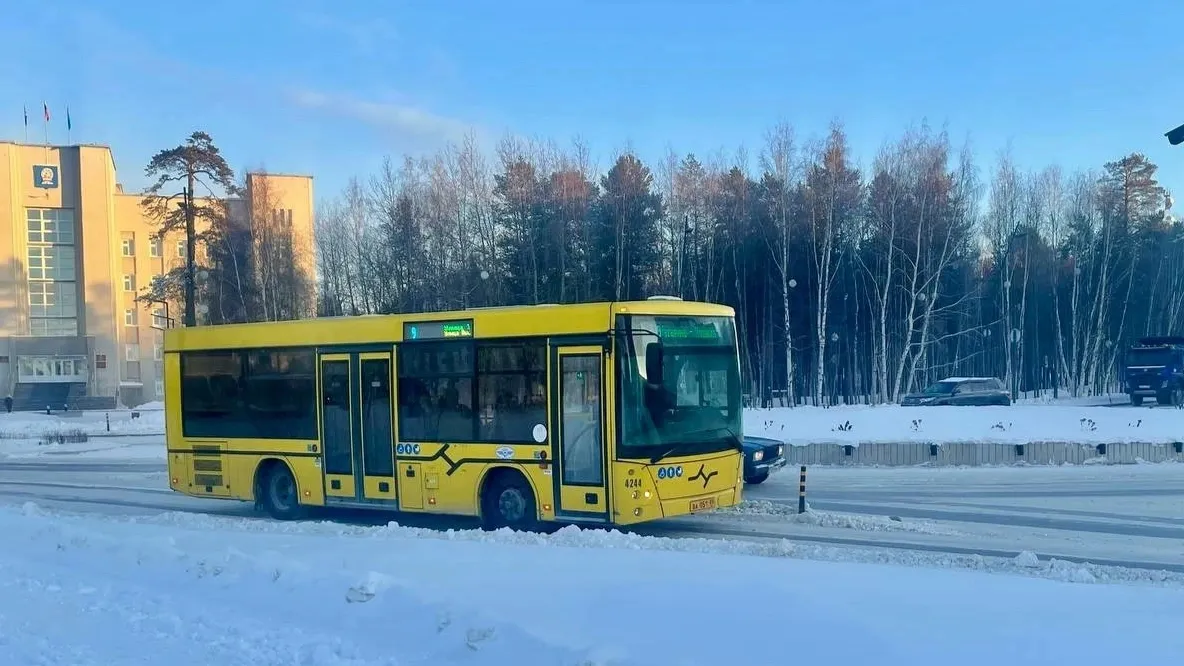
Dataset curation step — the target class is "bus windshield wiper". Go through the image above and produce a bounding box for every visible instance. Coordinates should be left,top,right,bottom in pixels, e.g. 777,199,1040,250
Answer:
650,443,686,464
648,426,743,463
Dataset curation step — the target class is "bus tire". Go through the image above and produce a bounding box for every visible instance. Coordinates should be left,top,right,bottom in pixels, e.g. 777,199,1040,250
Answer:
258,460,303,521
480,469,538,532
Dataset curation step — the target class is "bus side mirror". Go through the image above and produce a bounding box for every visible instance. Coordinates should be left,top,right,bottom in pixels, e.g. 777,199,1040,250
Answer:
645,341,664,384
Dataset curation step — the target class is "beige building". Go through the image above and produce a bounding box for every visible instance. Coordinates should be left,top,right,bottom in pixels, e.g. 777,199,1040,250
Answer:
0,141,314,409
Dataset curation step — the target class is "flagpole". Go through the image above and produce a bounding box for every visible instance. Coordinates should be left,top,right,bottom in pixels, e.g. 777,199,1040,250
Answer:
23,105,28,143
42,102,49,162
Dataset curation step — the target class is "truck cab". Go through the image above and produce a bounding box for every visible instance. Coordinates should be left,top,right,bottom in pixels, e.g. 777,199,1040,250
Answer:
1124,336,1184,406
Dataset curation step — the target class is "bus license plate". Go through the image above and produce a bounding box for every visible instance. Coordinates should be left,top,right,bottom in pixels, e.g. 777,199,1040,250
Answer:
690,497,716,512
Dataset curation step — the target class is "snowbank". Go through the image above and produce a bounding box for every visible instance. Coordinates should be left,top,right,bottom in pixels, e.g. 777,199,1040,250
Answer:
3,504,1183,666
745,403,1184,446
4,399,1183,464
0,409,164,460
0,408,164,438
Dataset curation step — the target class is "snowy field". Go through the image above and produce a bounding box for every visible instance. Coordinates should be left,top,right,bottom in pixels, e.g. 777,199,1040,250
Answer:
2,501,1183,666
744,399,1184,446
3,393,1182,465
0,406,164,460
2,398,1183,664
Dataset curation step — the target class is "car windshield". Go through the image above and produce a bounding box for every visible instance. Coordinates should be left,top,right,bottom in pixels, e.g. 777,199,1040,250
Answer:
922,381,958,395
615,314,742,461
1129,348,1176,367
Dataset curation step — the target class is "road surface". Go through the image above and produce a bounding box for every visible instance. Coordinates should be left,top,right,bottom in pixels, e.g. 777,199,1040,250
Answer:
2,456,1181,573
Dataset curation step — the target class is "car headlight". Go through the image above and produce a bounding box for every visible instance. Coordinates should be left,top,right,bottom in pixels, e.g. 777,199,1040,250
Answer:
777,445,784,456
753,450,764,462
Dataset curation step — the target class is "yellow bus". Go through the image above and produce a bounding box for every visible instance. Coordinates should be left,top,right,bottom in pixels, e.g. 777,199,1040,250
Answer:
163,299,745,529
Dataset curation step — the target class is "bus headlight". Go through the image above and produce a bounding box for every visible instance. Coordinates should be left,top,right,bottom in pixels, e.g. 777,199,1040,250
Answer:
753,451,764,462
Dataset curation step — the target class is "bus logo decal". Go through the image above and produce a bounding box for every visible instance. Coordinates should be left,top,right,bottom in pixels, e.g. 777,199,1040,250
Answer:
396,443,422,456
656,465,683,479
688,464,717,488
495,446,514,460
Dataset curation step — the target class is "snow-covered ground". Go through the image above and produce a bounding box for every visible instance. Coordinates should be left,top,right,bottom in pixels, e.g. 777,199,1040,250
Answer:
0,407,163,460
744,401,1184,446
2,502,1183,666
3,393,1177,465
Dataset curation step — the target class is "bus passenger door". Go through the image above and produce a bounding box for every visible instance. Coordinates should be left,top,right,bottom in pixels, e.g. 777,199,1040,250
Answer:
357,352,397,503
319,354,356,500
319,351,398,505
550,345,609,522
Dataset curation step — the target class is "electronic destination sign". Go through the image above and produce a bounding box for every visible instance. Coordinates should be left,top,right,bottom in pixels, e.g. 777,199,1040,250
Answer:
403,319,474,341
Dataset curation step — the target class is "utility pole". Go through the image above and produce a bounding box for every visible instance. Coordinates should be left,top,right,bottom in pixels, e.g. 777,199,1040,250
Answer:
183,183,196,327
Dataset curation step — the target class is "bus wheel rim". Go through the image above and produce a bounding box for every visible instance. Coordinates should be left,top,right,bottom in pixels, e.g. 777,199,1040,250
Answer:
498,488,526,522
272,474,295,509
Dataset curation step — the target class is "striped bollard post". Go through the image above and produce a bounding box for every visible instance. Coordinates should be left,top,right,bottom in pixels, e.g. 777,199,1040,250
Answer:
798,465,807,514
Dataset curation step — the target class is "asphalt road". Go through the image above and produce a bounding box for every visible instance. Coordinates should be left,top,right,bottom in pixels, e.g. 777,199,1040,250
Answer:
2,457,1181,573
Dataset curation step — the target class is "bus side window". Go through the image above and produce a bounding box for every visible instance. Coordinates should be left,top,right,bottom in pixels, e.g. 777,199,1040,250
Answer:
475,341,546,444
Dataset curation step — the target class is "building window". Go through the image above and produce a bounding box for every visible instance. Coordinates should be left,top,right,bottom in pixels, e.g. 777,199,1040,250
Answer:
152,307,167,328
27,208,76,244
122,237,135,256
155,379,165,397
149,238,161,258
154,343,163,361
26,208,78,337
96,354,107,369
28,318,78,336
176,240,186,258
27,246,77,281
124,309,136,326
126,344,139,362
17,356,87,383
123,274,136,292
28,282,77,318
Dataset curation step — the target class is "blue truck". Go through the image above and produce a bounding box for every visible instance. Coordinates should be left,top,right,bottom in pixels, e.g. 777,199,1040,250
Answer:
1124,336,1184,406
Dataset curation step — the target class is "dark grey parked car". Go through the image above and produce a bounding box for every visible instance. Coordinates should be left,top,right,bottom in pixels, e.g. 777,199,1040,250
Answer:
900,377,1012,406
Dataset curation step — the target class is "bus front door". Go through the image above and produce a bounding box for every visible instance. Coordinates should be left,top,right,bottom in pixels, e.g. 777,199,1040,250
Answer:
318,351,398,506
550,345,609,522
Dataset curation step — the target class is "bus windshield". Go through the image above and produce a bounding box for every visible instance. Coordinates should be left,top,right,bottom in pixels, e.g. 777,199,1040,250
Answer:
615,314,743,462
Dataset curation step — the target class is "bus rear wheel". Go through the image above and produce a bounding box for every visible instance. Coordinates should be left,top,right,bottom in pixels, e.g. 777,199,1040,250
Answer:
260,462,303,521
481,471,538,532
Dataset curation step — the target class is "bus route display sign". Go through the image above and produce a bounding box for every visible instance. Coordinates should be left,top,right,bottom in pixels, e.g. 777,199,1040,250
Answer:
404,319,474,341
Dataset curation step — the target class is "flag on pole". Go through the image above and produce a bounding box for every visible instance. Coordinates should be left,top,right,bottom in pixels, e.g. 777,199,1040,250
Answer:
66,106,71,144
41,101,50,149
23,105,28,143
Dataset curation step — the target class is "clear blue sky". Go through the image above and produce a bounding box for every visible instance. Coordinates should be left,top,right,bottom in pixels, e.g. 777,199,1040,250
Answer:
3,0,1183,204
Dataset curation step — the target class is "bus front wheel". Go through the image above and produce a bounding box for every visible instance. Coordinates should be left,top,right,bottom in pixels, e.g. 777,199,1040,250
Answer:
481,471,538,532
259,461,303,521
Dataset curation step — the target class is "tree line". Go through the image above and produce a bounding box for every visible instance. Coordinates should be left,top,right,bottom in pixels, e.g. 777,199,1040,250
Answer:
148,126,1177,407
